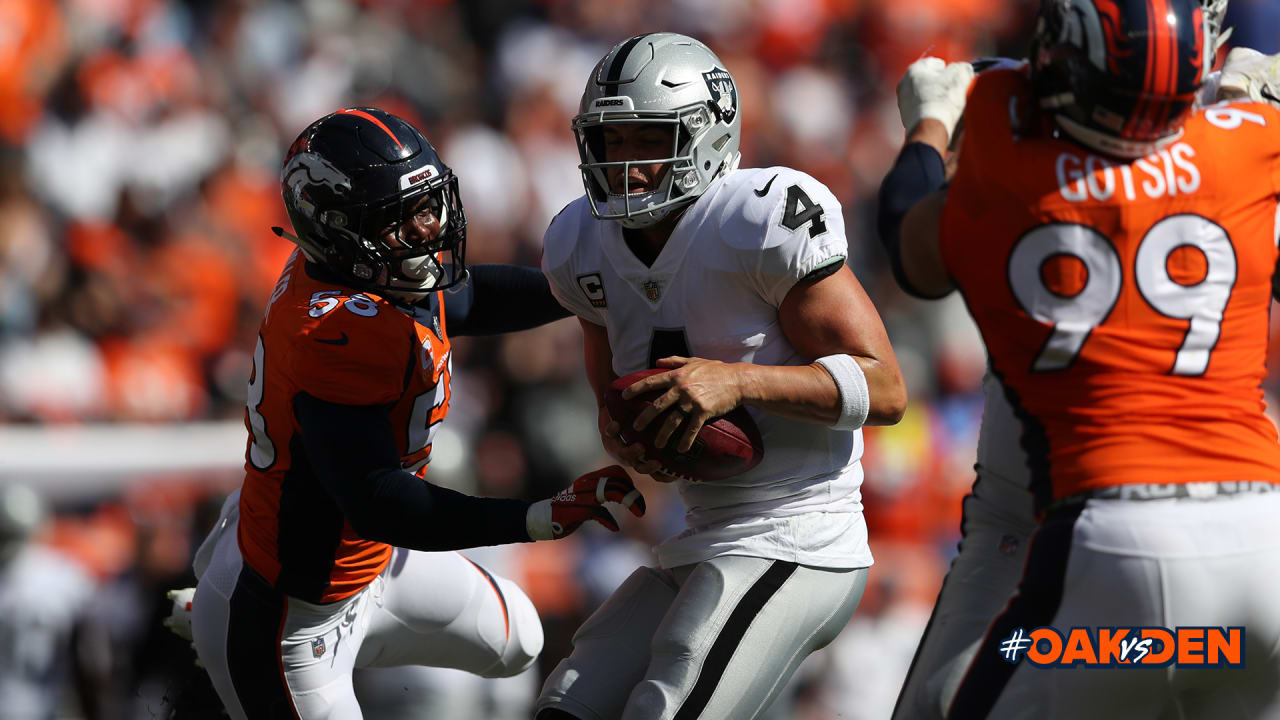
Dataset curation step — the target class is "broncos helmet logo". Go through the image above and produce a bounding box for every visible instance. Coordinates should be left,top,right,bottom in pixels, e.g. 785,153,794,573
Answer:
282,152,353,219
1093,0,1136,74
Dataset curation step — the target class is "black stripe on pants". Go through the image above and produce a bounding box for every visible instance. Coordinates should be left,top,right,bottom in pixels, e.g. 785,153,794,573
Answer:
227,565,301,719
673,560,799,720
945,502,1085,719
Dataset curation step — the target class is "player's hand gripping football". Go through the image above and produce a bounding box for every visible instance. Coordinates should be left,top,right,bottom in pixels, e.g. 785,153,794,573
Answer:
625,356,745,454
1217,48,1280,108
526,465,646,540
599,405,669,477
897,57,974,138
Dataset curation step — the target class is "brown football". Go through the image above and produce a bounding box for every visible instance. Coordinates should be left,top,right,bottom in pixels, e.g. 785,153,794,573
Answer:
605,369,764,482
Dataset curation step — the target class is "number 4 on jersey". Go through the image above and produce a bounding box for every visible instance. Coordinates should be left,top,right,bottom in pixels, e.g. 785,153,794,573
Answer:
780,185,827,239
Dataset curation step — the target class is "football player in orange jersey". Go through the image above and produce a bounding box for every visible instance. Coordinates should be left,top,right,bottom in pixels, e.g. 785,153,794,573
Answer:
174,108,646,720
881,15,1280,720
877,0,1280,716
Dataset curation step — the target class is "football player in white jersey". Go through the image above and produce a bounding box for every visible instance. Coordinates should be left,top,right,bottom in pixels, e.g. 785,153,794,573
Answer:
536,32,907,720
0,484,106,719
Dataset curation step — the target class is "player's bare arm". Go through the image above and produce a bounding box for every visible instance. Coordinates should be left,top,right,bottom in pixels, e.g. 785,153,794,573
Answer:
626,263,906,454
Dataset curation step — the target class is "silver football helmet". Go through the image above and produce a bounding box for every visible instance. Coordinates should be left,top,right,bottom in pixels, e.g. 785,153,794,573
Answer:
574,33,742,229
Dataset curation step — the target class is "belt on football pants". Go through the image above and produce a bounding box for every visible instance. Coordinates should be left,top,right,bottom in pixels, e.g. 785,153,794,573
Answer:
1048,480,1280,511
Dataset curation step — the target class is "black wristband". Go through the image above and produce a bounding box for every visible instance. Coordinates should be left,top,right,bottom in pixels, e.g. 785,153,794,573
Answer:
877,142,947,298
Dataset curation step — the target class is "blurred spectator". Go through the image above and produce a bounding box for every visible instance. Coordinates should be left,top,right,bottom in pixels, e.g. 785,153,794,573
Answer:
0,484,109,719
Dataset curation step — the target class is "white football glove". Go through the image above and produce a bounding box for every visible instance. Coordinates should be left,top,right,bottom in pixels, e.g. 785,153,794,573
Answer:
1218,47,1280,108
897,57,975,137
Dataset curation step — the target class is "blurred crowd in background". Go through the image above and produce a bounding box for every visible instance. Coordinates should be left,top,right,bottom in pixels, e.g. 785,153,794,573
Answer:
1,0,1278,717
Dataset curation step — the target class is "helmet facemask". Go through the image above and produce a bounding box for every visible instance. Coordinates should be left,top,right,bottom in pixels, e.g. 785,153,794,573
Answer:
279,107,470,303
300,172,468,300
573,33,743,230
575,104,734,229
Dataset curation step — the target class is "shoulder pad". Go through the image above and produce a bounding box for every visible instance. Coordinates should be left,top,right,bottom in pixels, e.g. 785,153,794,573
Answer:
542,196,594,272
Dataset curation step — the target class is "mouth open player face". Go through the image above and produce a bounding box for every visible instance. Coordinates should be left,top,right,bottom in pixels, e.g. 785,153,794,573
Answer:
602,123,675,195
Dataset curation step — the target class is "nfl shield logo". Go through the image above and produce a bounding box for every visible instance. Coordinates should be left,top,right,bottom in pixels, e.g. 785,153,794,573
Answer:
998,534,1020,556
643,280,662,302
702,68,738,123
311,636,326,658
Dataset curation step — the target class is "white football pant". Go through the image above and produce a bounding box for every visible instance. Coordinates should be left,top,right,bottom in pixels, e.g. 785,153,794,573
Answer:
537,554,869,720
189,493,543,719
948,492,1280,719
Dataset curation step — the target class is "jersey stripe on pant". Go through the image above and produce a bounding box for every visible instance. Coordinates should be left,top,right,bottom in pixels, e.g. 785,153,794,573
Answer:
226,565,301,720
673,560,798,720
946,503,1084,719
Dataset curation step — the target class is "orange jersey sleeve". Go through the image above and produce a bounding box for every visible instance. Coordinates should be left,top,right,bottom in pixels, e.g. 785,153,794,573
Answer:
940,70,1280,507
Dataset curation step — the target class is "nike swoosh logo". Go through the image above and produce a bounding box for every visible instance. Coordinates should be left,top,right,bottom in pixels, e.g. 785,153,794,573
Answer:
315,332,349,346
753,174,778,197
1262,85,1280,106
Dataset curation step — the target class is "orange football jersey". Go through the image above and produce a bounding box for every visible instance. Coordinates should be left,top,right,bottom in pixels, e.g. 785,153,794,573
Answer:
941,68,1280,508
238,249,452,602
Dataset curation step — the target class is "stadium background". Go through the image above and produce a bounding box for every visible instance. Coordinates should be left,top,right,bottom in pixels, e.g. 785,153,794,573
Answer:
1,0,1277,717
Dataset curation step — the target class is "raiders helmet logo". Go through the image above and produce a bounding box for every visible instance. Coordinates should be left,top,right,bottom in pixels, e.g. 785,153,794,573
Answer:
702,69,738,124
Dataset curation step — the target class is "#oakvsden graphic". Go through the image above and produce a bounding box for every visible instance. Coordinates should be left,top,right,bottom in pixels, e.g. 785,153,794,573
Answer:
999,626,1244,667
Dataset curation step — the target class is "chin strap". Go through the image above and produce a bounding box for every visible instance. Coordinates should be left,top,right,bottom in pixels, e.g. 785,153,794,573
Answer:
445,265,470,292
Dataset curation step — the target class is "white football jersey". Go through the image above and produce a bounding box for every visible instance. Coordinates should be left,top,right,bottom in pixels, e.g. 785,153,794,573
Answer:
0,544,95,718
543,166,873,570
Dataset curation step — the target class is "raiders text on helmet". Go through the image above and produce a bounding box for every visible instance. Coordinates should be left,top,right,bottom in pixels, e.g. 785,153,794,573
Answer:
574,33,742,228
1031,0,1212,159
279,108,467,299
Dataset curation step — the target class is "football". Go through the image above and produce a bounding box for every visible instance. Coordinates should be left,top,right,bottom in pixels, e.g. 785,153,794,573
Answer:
605,369,765,482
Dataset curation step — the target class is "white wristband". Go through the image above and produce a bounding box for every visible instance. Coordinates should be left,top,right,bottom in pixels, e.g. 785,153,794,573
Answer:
814,354,870,431
526,500,554,541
